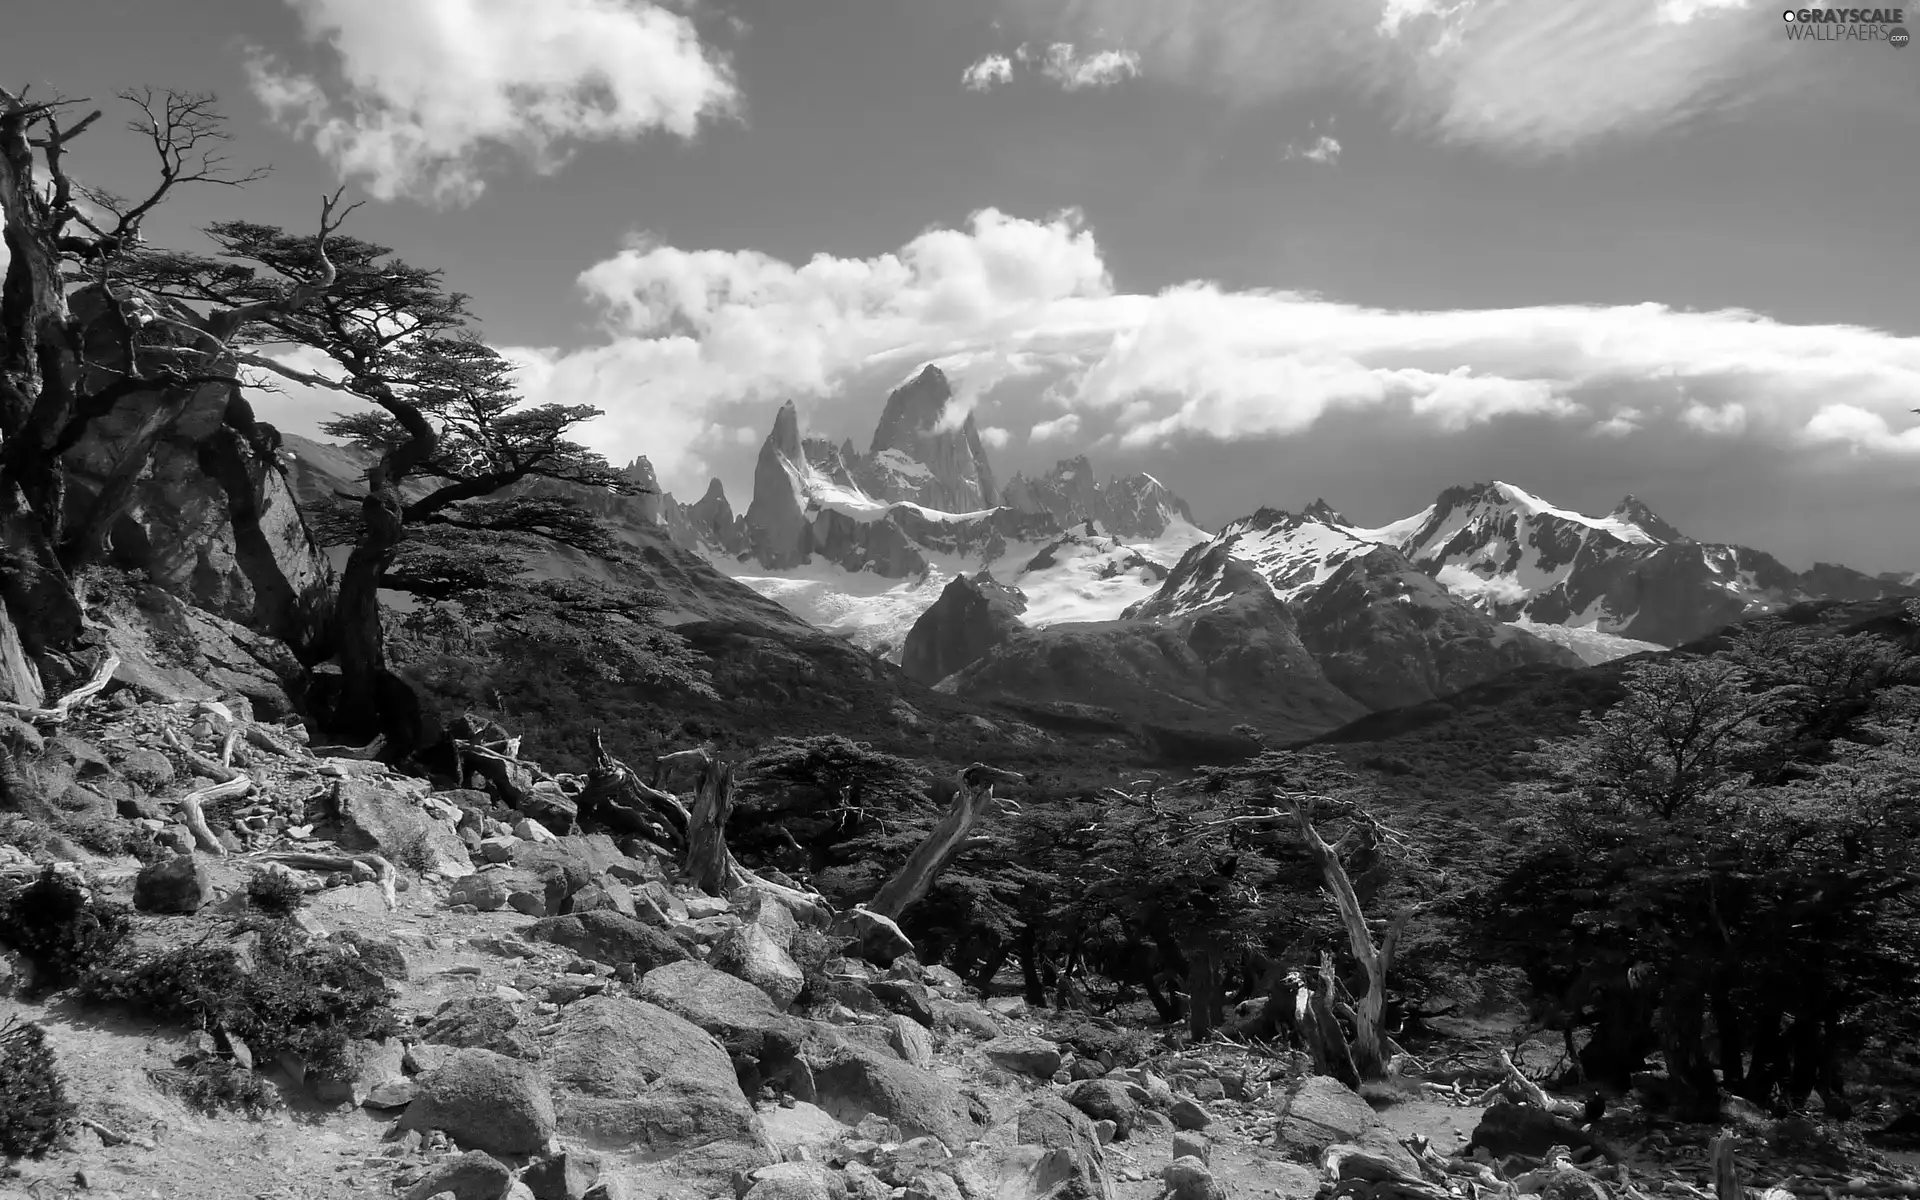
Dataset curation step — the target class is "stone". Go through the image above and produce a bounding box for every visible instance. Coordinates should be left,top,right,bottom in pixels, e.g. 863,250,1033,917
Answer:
449,873,510,911
809,1043,990,1151
887,1014,934,1068
402,1150,514,1200
420,996,542,1061
568,883,636,918
903,1174,963,1200
543,997,761,1154
1172,1132,1210,1163
1163,1156,1225,1200
522,911,691,972
744,1162,847,1200
710,922,806,1009
405,1048,558,1155
117,748,174,792
846,908,915,967
982,1035,1063,1079
132,854,213,914
927,998,995,1038
312,1038,407,1107
334,929,413,981
365,1078,417,1109
1274,1076,1374,1162
1170,1097,1212,1131
520,1150,602,1200
1467,1102,1600,1160
328,779,474,877
1062,1079,1139,1140
513,818,558,844
759,1102,848,1162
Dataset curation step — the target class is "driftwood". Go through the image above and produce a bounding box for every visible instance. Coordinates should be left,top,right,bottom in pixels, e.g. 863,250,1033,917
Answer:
310,733,387,761
176,774,251,857
0,653,119,723
1495,1048,1586,1120
866,764,1023,922
681,753,832,927
579,731,690,848
163,725,242,784
256,849,397,910
1298,955,1362,1088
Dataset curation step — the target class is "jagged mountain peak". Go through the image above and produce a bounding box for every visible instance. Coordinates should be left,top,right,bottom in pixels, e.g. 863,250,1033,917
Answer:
1611,493,1686,543
1302,499,1348,525
870,364,956,452
769,399,803,460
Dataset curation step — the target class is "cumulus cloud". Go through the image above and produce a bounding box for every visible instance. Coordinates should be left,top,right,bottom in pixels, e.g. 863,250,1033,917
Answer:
249,0,738,206
962,54,1016,91
1283,135,1343,164
991,0,1806,157
979,425,1013,449
525,207,1920,496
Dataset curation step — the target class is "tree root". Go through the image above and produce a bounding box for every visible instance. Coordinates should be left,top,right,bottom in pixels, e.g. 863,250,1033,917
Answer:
0,653,119,724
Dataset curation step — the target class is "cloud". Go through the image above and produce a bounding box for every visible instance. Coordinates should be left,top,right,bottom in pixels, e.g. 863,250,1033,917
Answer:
991,0,1803,156
527,206,1920,497
962,41,1141,93
962,54,1016,91
249,0,738,206
979,425,1013,449
1283,135,1343,164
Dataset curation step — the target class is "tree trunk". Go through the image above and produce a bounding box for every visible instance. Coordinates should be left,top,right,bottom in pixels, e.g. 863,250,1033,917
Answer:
866,765,1019,921
1711,982,1745,1091
1300,956,1362,1089
1661,983,1722,1121
1187,937,1221,1042
1018,924,1046,1007
682,755,832,927
1292,802,1405,1080
330,505,402,734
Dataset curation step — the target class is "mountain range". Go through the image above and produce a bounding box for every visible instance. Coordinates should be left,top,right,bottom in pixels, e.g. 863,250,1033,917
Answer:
282,363,1916,741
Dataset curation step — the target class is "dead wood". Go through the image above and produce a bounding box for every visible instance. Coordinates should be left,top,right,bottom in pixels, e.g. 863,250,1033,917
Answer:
1496,1048,1586,1120
310,733,387,761
255,849,397,910
579,730,690,848
681,754,831,927
175,773,251,856
866,763,1022,922
1290,797,1408,1081
0,653,118,723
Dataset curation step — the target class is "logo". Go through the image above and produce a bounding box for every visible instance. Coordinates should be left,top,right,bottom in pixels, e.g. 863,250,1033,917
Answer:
1782,7,1910,41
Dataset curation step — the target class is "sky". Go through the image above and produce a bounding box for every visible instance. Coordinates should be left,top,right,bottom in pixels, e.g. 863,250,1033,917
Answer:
5,0,1919,573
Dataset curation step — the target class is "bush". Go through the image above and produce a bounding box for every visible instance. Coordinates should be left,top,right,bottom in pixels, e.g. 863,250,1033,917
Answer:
1044,1017,1157,1068
0,866,130,990
0,1017,74,1160
246,869,306,915
80,920,401,1075
148,1058,281,1118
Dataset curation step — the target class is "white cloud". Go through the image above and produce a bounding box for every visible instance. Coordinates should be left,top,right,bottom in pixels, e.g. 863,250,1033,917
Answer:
524,207,1920,495
1283,135,1343,164
992,0,1798,157
979,425,1013,449
1038,43,1143,90
962,54,1016,91
249,0,738,206
962,41,1141,93
1802,404,1920,455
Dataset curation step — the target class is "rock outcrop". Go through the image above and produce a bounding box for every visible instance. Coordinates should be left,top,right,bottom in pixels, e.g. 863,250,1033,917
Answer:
860,366,997,512
1001,455,1195,540
900,573,1028,686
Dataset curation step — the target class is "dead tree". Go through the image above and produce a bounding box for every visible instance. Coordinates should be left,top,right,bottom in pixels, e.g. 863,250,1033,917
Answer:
679,750,831,927
577,730,690,850
866,763,1023,921
1290,798,1412,1081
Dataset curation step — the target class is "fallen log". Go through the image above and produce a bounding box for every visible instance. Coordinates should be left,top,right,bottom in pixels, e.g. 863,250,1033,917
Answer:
0,654,119,724
255,849,398,910
309,733,387,761
163,725,243,784
1495,1048,1586,1120
175,774,252,857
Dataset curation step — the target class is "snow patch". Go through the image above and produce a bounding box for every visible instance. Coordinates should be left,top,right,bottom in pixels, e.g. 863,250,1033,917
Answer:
1509,618,1664,666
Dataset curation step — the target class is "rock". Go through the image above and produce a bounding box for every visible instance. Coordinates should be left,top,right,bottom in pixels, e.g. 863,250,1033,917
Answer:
365,1078,416,1109
117,748,174,792
1467,1101,1599,1160
887,1015,934,1068
1536,1167,1613,1200
1191,1077,1226,1102
402,1150,514,1200
313,1037,407,1107
450,873,511,911
1274,1076,1375,1161
1170,1097,1211,1131
543,997,761,1154
809,1043,990,1151
1172,1132,1210,1163
927,998,995,1038
519,1150,602,1200
405,1048,557,1155
1163,1156,1225,1200
133,854,213,914
636,960,809,1093
328,779,474,877
744,1162,848,1200
710,922,806,1008
420,996,542,1061
759,1101,848,1162
684,894,730,919
568,883,636,918
522,911,691,972
1062,1079,1139,1140
1012,1094,1119,1200
334,929,413,981
846,908,916,967
513,818,558,843
982,1035,1063,1079
903,1174,963,1200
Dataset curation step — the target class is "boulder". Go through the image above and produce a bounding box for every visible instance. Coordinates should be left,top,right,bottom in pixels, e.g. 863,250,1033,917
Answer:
710,922,805,1008
117,748,174,792
845,908,915,967
542,997,761,1154
1169,1097,1211,1132
1467,1101,1600,1160
809,1043,990,1151
1163,1156,1225,1200
312,1037,406,1107
887,1015,934,1069
402,1150,515,1200
419,996,542,1061
404,1048,557,1155
982,1035,1063,1079
133,855,213,914
743,1162,848,1200
1062,1079,1139,1140
327,779,473,877
1171,1132,1210,1164
519,1150,602,1200
928,998,995,1038
522,911,690,972
1274,1076,1375,1161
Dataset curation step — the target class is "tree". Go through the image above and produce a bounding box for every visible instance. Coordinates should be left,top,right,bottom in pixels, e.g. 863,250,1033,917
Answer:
125,221,630,740
0,86,335,697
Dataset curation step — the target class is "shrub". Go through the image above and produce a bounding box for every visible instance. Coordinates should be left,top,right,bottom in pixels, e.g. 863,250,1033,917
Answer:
148,1058,281,1118
0,866,130,990
80,920,401,1075
0,1017,74,1160
246,869,306,915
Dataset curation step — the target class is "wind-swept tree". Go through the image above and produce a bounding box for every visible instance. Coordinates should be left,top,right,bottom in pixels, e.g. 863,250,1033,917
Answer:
0,85,337,698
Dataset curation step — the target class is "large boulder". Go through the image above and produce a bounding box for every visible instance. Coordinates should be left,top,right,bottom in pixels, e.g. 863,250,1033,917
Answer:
1062,1079,1140,1140
808,1043,990,1150
638,961,810,1093
542,996,763,1155
404,1048,557,1155
1468,1101,1601,1160
325,779,473,877
132,855,213,914
709,922,805,1008
402,1150,515,1200
982,1035,1063,1079
1016,1094,1118,1200
523,912,690,972
1273,1076,1416,1176
419,996,542,1061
